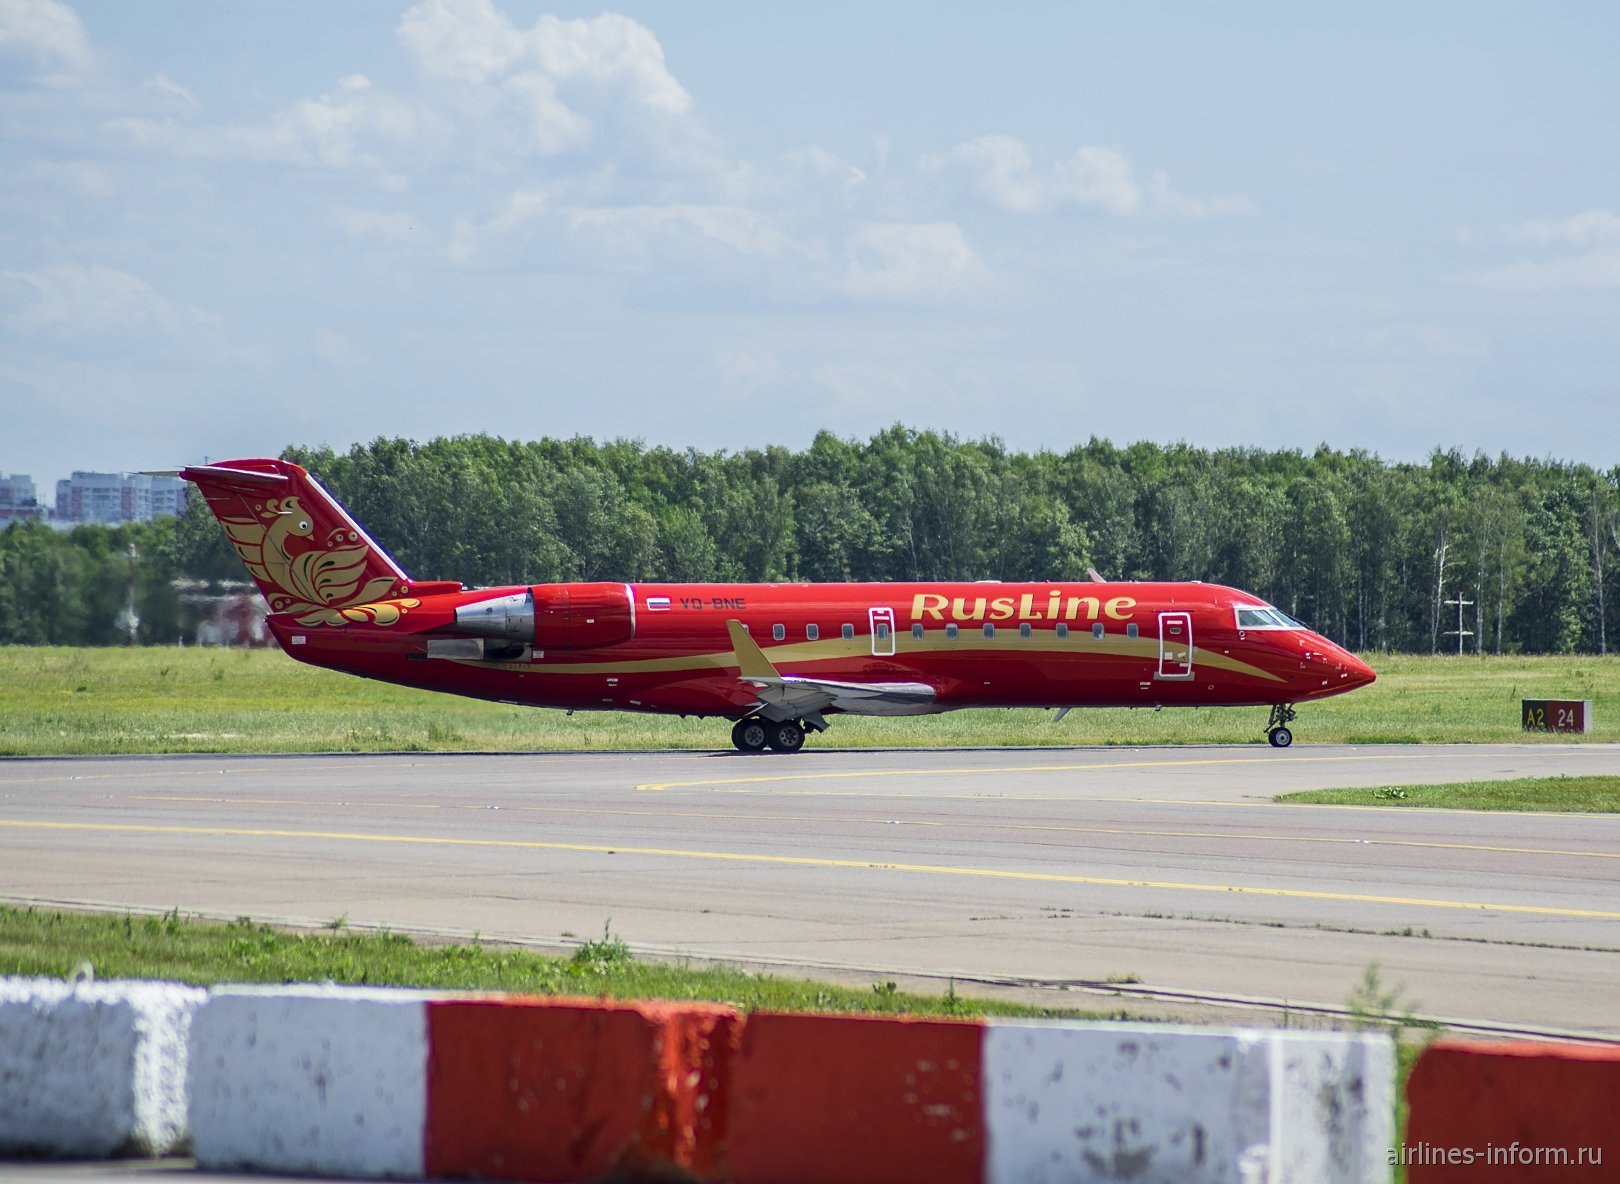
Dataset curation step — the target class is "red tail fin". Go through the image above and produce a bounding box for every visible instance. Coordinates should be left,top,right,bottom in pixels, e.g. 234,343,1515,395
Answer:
180,458,412,624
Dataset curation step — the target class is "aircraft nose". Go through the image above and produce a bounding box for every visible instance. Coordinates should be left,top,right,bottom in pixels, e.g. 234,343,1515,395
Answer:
1339,650,1376,689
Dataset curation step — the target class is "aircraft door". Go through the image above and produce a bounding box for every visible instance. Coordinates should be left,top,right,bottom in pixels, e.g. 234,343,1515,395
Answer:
868,606,896,656
1158,611,1193,679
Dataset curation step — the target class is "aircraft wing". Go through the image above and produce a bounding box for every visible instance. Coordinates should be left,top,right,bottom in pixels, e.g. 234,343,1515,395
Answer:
726,620,938,719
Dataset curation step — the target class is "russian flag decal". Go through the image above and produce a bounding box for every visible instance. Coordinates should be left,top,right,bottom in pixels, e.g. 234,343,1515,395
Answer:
646,596,671,611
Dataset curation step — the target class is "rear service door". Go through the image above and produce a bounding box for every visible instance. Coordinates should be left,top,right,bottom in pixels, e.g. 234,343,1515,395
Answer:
1158,611,1193,679
868,606,896,656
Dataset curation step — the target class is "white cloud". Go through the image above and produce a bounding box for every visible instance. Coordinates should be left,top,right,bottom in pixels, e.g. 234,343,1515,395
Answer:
1510,209,1620,248
1145,172,1255,219
839,221,988,302
1,263,220,339
396,0,693,158
106,1,706,177
0,0,92,82
1467,250,1620,291
448,187,554,262
570,204,798,260
927,135,1248,219
110,79,438,169
1465,209,1620,290
143,73,196,107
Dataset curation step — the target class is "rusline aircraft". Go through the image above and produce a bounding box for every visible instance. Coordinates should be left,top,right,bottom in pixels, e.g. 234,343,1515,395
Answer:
172,458,1376,753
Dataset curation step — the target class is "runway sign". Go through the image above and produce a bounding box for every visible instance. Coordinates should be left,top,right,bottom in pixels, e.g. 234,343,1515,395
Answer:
1522,699,1593,733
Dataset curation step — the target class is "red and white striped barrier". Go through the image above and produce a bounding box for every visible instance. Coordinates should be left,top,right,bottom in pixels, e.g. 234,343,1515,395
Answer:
730,1012,1393,1184
187,987,1393,1183
188,985,738,1181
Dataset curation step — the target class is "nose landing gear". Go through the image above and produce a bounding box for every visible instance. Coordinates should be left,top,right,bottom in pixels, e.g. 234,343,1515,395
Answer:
1266,703,1297,748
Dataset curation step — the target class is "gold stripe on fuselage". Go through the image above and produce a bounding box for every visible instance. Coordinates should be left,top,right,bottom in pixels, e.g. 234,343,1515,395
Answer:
453,634,1284,683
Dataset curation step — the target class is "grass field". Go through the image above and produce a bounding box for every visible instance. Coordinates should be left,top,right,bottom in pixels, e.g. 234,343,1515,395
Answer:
0,905,1114,1022
0,646,1614,756
1278,774,1620,812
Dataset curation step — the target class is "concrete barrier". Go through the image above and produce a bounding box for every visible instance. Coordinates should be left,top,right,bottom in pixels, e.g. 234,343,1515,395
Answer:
0,976,204,1158
729,1012,983,1184
730,1014,1393,1184
1405,1040,1618,1182
424,996,738,1182
5,977,1397,1182
188,984,434,1179
189,987,740,1182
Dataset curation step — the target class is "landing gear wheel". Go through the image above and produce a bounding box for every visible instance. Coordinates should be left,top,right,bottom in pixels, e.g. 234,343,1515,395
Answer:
765,720,807,753
731,717,768,753
1265,702,1298,748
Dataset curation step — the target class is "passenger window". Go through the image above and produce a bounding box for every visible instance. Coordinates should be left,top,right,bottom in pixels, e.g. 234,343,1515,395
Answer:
911,623,924,640
772,623,785,641
841,623,854,640
946,623,959,640
1019,622,1031,639
1127,623,1139,639
1056,623,1068,639
806,624,819,641
983,623,995,638
1092,623,1104,640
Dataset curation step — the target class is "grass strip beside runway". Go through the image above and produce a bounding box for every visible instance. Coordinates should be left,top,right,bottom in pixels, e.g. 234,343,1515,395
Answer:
0,646,1615,755
1277,775,1620,812
0,904,1116,1022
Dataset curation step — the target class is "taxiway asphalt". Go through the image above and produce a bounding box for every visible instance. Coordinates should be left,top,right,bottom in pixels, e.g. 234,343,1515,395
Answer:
2,743,1617,1037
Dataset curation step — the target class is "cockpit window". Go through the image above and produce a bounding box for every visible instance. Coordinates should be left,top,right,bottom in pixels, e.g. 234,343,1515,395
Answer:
1235,605,1303,630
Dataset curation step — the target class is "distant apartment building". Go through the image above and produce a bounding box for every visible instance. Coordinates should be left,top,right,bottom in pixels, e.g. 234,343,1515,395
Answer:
52,471,190,524
0,474,45,524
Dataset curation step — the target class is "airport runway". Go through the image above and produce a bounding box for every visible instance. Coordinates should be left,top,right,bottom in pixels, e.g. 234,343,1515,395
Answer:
2,743,1618,1038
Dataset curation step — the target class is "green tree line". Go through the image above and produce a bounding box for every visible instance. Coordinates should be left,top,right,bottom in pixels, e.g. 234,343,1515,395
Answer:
3,428,1617,654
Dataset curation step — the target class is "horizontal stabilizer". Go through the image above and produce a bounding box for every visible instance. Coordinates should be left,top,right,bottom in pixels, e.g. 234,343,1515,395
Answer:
178,464,292,492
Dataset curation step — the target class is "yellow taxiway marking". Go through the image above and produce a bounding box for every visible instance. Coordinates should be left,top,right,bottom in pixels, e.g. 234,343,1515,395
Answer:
123,796,1620,861
3,819,1616,920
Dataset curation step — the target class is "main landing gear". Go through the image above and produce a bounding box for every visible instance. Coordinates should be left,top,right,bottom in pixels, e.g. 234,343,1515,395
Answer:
1266,703,1297,748
730,716,807,754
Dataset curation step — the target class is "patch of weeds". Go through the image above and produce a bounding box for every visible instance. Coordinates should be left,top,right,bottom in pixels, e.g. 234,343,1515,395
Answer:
570,921,632,971
1345,962,1440,1040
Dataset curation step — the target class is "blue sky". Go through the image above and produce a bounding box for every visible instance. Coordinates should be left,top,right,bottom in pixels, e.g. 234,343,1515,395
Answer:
4,1,1617,496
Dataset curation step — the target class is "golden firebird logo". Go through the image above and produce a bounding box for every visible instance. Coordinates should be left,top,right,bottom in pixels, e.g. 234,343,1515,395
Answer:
218,495,414,626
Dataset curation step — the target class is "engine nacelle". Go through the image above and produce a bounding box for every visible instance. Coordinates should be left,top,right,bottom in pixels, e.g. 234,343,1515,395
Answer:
452,584,635,650
534,582,635,649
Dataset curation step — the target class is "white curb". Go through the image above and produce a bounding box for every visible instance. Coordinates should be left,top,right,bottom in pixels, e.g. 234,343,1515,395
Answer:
0,977,205,1158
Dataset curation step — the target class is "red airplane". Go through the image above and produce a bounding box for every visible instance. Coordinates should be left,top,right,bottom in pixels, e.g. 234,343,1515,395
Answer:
176,457,1376,753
